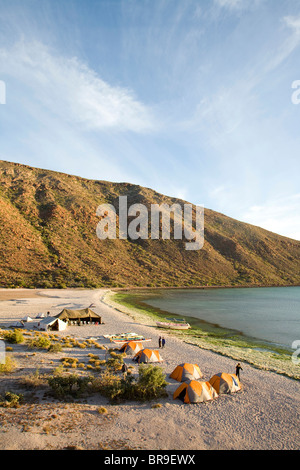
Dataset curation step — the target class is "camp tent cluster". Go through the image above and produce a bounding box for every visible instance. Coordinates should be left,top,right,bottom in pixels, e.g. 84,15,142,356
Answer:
9,308,103,331
170,363,241,404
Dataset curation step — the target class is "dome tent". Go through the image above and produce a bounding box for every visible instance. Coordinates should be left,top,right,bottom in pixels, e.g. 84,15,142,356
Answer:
170,363,203,382
209,373,241,394
119,341,143,355
173,380,218,404
21,316,33,322
133,348,163,364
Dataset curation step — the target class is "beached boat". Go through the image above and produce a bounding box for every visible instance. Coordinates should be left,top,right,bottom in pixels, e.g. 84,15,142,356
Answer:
156,321,191,330
111,337,151,344
103,332,151,343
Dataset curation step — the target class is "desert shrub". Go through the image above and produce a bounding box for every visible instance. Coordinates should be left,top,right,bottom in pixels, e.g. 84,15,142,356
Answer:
91,364,167,403
60,357,79,368
97,406,108,414
27,335,51,350
48,342,63,353
88,353,99,359
106,351,125,372
19,369,48,389
91,369,121,399
47,373,92,399
52,364,64,375
0,356,17,374
0,391,23,408
136,364,168,398
3,329,24,344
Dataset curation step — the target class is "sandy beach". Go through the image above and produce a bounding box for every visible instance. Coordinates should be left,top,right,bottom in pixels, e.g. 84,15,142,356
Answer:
0,288,299,451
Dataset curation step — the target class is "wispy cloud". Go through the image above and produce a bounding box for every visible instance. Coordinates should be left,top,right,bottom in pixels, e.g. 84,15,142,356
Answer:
284,15,300,34
241,194,300,240
0,41,154,133
214,0,263,11
214,0,244,8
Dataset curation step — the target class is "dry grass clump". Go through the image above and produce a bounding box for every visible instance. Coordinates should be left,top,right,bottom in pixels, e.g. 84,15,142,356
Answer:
19,368,48,389
27,334,51,350
2,329,24,344
97,406,108,414
88,353,99,359
86,339,105,349
60,357,79,369
47,342,63,353
0,391,23,408
0,355,17,374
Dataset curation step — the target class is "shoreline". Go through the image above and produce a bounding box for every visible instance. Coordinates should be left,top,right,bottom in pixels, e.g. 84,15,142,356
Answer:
110,283,300,291
102,289,300,381
0,288,300,450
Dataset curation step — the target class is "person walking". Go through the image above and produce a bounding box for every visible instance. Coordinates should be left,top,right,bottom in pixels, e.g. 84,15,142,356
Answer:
235,362,243,380
162,337,165,348
158,336,162,348
122,363,128,378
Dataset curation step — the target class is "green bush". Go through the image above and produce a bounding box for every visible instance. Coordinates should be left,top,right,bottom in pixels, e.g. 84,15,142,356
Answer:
92,364,167,403
3,329,24,344
47,342,63,353
47,373,92,398
135,364,168,400
0,356,17,374
0,391,23,408
27,335,52,350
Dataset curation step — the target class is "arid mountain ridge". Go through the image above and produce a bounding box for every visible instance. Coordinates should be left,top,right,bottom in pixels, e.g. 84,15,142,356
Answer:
0,160,299,289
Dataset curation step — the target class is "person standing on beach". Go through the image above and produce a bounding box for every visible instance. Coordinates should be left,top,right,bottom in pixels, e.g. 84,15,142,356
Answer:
162,337,165,348
158,336,162,348
235,363,243,380
122,363,128,378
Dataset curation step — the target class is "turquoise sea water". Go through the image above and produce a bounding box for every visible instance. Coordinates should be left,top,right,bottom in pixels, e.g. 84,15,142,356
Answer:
137,286,300,350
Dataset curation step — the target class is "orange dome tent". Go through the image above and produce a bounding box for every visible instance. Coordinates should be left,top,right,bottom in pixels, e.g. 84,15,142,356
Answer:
173,380,218,404
119,341,143,355
170,363,203,382
133,348,163,364
209,373,241,394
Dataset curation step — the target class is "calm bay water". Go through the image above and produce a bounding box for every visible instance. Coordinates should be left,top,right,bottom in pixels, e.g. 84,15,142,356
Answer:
140,286,300,349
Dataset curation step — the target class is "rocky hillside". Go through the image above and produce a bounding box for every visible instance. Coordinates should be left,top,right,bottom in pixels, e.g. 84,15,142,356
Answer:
0,160,299,288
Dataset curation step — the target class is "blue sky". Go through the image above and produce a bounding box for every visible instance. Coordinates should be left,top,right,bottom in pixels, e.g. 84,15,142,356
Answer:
0,0,300,240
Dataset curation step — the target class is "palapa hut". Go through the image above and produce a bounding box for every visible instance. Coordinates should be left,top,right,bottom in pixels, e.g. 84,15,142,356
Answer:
55,308,102,325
